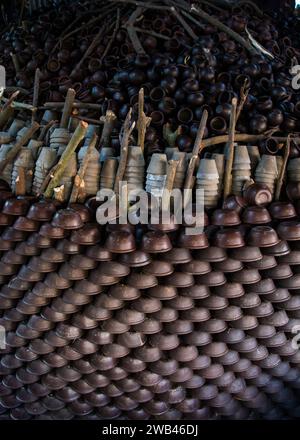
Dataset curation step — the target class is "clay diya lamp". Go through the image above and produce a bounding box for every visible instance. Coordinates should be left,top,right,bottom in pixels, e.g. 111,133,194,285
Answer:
229,246,262,262
242,206,271,225
263,240,290,257
214,229,245,248
180,285,210,299
212,209,241,226
247,255,277,270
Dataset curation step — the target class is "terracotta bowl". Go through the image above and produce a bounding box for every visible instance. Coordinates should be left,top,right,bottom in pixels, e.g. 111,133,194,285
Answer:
214,229,245,249
52,209,83,230
105,230,136,253
27,200,57,221
242,207,271,225
247,226,280,247
277,221,300,241
3,199,29,216
141,231,172,254
211,209,241,226
178,230,209,250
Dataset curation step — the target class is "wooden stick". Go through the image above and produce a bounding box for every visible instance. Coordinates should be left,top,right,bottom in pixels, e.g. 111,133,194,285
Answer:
201,134,298,149
114,109,135,194
1,91,20,112
60,88,76,129
184,110,208,192
1,97,35,112
223,98,238,200
32,68,41,123
100,8,120,64
100,110,117,148
162,159,179,211
44,121,88,198
72,114,103,126
127,7,146,54
0,106,14,129
190,4,258,56
69,133,99,204
71,23,107,77
10,52,20,74
170,6,198,40
132,26,172,40
38,120,57,142
275,136,291,201
236,79,250,122
40,102,102,111
0,122,40,173
137,88,151,153
15,167,26,196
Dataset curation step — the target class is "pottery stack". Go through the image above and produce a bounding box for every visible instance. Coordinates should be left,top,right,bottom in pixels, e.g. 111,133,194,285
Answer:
287,158,300,183
123,146,145,193
54,152,77,200
100,157,118,190
232,145,252,196
145,153,167,197
0,145,13,184
255,155,278,197
172,151,187,189
49,128,71,156
11,148,35,194
78,145,101,196
196,158,219,209
32,147,58,196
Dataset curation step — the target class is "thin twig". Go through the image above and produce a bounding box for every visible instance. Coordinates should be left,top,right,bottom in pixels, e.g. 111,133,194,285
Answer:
137,88,151,153
38,120,58,142
100,9,121,64
10,52,20,74
184,110,209,207
190,3,259,56
114,109,135,194
1,91,20,112
60,88,76,129
100,110,117,149
127,7,145,54
32,68,41,123
71,23,108,77
236,79,250,122
170,6,198,40
132,26,172,40
275,136,291,201
223,98,238,200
